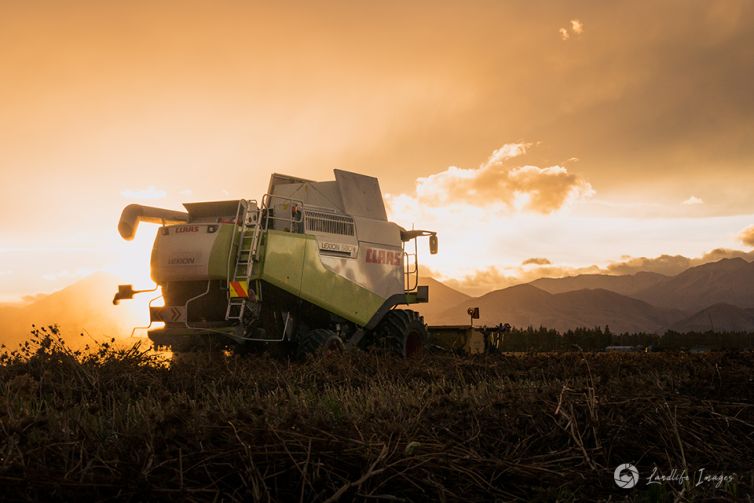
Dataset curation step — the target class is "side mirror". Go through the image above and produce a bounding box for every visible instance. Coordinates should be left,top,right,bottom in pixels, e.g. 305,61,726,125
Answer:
429,234,438,255
113,284,136,305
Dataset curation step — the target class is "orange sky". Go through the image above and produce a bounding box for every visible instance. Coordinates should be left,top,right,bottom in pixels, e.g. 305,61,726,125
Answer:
2,1,754,300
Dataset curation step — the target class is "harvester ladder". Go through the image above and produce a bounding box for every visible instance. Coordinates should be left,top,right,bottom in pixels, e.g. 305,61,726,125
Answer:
226,199,262,322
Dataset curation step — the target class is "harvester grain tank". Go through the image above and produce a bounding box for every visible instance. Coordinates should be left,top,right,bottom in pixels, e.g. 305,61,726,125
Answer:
115,170,438,357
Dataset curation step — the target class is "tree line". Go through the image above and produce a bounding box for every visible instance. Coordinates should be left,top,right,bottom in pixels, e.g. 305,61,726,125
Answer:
487,326,754,352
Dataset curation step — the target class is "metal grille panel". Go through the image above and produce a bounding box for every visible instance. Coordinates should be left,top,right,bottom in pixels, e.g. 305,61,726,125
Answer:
304,211,355,236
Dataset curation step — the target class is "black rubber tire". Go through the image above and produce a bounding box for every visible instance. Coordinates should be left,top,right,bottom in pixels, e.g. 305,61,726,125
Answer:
375,309,427,357
296,328,344,359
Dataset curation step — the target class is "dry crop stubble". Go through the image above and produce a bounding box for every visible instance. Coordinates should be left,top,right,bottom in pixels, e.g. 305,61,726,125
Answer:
0,326,752,501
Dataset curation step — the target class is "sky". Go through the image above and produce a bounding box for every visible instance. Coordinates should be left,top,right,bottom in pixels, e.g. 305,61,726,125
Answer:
1,0,754,300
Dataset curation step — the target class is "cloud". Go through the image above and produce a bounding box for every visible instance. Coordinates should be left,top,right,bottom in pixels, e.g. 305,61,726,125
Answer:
602,249,754,276
605,254,691,276
441,267,520,297
438,263,603,296
413,143,594,213
560,19,583,41
682,196,704,205
603,249,754,277
695,247,754,264
522,257,552,266
739,225,754,247
121,186,167,200
484,142,531,166
421,265,519,297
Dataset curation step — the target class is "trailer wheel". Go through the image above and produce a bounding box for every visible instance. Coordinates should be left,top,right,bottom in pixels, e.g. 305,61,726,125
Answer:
296,328,344,359
377,309,427,357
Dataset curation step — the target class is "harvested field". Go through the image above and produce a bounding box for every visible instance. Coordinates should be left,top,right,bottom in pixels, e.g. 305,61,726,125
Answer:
1,328,753,501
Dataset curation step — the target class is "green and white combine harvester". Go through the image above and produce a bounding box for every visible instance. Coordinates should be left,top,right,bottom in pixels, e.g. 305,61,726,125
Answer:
114,170,438,358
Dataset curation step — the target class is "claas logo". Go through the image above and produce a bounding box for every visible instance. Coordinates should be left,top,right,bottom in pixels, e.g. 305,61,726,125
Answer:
365,248,402,266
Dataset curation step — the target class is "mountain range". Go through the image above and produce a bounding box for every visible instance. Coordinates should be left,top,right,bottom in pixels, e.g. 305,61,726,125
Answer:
417,257,754,333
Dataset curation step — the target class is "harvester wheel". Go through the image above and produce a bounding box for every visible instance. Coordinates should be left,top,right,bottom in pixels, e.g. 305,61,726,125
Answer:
296,328,344,359
377,309,427,357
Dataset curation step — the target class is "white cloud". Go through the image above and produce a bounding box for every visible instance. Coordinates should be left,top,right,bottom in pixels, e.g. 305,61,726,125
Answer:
740,225,754,247
121,186,167,200
483,142,531,167
389,173,754,287
682,195,704,205
560,19,584,41
412,143,594,213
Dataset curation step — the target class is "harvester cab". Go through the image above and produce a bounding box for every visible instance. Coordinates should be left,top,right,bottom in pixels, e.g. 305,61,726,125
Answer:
115,169,437,357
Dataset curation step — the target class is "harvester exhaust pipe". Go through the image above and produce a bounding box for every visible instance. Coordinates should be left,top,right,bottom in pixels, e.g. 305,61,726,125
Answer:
118,204,189,240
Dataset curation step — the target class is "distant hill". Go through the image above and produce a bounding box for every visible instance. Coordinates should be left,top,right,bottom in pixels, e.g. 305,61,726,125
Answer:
413,277,471,324
434,284,685,334
669,303,754,333
439,259,754,333
530,271,668,297
507,258,754,332
0,272,147,349
435,284,553,327
633,258,754,312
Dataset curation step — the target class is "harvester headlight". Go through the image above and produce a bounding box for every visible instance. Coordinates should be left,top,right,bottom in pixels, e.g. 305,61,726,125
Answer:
207,225,218,233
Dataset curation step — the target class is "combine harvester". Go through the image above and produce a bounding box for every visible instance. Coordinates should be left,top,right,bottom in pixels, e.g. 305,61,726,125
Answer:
114,170,439,358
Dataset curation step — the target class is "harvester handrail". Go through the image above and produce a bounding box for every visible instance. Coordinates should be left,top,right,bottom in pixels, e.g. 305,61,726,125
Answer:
185,280,213,331
186,281,253,338
403,245,419,292
261,193,305,233
128,293,165,337
300,204,339,214
225,199,248,282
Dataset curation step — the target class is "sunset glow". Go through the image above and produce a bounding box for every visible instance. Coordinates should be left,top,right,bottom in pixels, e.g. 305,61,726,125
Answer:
2,1,754,303
3,4,754,499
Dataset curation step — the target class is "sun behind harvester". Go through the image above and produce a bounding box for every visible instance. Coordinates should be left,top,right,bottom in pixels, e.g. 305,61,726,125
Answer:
114,170,438,358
